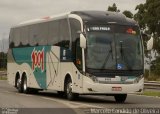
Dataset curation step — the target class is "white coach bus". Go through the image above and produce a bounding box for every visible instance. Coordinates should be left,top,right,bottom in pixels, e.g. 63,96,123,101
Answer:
8,11,147,102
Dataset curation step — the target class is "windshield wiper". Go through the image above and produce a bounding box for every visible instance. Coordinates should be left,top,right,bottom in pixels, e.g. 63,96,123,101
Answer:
101,42,113,69
120,41,123,60
119,41,132,70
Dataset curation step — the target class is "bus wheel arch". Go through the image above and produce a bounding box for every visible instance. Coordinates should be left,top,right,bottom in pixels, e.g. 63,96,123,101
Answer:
64,74,71,92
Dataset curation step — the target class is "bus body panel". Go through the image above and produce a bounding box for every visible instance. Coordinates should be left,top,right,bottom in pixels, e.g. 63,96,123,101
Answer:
8,46,51,89
8,62,40,89
46,46,61,90
59,62,83,93
82,75,144,94
8,45,83,92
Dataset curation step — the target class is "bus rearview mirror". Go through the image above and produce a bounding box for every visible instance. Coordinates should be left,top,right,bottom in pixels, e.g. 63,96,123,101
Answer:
147,36,153,50
80,34,86,49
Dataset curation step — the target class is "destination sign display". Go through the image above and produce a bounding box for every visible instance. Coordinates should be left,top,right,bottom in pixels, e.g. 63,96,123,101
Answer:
87,25,139,34
87,26,111,32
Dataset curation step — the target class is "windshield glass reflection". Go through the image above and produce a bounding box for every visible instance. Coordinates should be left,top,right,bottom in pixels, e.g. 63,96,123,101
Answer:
86,25,143,71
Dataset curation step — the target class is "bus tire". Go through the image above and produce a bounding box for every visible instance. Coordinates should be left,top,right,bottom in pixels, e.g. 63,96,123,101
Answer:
114,94,127,103
15,74,20,88
65,78,79,100
22,76,29,94
17,78,23,93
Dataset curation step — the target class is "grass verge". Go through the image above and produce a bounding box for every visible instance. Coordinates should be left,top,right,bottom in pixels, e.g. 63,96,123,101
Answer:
139,91,160,97
0,76,7,80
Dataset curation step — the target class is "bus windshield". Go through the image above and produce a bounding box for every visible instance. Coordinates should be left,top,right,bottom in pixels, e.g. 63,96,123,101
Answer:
86,25,143,72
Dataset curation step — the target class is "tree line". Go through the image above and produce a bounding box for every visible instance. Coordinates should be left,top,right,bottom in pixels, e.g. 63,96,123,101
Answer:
0,52,7,70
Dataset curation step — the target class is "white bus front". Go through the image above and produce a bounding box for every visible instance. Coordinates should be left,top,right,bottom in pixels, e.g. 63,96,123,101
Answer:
80,25,144,102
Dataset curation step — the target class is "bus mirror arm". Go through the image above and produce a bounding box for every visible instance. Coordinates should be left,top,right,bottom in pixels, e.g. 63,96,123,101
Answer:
77,31,86,36
147,36,153,51
77,30,82,34
80,33,86,49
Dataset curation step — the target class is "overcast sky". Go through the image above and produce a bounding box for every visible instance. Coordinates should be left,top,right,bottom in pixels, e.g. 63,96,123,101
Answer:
0,0,146,41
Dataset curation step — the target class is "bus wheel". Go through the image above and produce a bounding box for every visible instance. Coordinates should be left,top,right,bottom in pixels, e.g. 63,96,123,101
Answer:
65,78,78,100
22,76,29,94
17,78,23,93
114,94,127,103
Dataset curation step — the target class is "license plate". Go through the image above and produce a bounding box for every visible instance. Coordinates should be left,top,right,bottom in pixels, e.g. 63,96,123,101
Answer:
112,87,122,91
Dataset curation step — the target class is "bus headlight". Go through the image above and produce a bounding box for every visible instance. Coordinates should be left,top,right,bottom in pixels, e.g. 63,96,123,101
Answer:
91,76,99,83
86,73,99,83
133,75,143,83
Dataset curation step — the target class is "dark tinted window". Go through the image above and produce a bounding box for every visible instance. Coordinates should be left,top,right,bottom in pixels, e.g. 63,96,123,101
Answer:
28,23,49,46
21,26,29,46
29,24,38,46
9,28,14,48
37,23,48,45
69,18,81,61
14,28,21,47
48,20,59,45
48,19,70,48
9,18,71,48
59,19,70,48
69,18,81,42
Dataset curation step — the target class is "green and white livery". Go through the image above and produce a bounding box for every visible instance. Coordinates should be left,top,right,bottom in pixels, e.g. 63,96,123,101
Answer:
8,11,145,102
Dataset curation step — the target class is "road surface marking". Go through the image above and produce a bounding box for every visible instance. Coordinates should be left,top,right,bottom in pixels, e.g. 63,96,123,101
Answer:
41,96,104,108
129,94,160,99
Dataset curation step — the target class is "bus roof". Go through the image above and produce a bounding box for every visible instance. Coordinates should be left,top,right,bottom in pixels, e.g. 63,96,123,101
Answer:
71,11,138,26
13,10,138,28
14,12,70,28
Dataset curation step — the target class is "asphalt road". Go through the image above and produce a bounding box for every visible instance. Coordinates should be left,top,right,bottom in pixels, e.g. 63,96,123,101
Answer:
0,80,160,114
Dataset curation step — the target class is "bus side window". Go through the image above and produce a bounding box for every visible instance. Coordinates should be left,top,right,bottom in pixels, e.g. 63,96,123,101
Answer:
14,28,21,47
37,23,48,45
48,20,59,46
21,26,29,46
59,19,70,48
69,18,81,64
29,24,38,46
75,39,82,70
9,28,15,48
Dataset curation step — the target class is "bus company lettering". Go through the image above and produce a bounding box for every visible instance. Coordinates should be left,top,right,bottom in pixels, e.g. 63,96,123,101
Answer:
31,48,44,72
